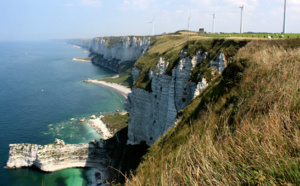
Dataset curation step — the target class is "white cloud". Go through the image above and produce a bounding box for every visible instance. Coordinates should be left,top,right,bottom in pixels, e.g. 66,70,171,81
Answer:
82,0,101,6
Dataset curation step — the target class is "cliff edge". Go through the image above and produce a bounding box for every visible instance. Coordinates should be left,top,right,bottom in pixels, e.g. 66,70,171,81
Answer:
127,38,300,185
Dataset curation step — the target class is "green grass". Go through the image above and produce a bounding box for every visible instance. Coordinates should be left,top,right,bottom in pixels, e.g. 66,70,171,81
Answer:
96,36,124,49
127,39,300,185
174,30,300,39
102,113,129,132
133,36,250,90
199,33,300,39
100,61,135,87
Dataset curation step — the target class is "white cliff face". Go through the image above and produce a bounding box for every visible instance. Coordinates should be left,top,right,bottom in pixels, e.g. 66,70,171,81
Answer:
194,78,208,98
90,37,150,63
68,37,150,64
210,52,227,72
6,139,110,184
68,37,150,73
128,50,212,145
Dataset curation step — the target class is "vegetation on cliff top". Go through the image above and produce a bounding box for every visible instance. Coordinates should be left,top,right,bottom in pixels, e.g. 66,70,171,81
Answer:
133,35,250,90
98,35,156,49
175,30,300,39
127,39,300,185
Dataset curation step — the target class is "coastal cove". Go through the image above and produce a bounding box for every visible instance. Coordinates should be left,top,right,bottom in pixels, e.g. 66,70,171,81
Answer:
0,40,128,185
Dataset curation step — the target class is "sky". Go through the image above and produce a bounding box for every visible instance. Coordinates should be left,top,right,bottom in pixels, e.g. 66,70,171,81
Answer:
0,0,299,40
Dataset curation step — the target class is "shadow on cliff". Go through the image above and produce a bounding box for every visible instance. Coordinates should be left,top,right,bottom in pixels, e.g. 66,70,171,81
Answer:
101,126,149,184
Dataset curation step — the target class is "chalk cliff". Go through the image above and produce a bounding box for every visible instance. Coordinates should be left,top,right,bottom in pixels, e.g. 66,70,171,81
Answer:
127,50,226,145
68,37,150,72
6,139,111,184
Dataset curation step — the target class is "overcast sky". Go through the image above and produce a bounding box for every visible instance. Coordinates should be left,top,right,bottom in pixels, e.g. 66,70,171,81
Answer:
0,0,299,40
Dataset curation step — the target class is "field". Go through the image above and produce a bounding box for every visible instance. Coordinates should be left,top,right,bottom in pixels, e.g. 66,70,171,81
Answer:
177,30,300,39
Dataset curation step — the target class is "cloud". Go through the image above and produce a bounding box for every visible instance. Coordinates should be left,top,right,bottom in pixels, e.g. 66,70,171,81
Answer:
81,0,101,6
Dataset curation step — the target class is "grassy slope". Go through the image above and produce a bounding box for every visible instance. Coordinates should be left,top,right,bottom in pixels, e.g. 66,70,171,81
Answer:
127,39,300,185
102,113,129,132
133,35,250,90
100,61,135,88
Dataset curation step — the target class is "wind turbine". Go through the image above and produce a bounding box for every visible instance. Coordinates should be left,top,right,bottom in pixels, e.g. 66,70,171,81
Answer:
188,15,191,31
239,5,244,34
149,16,155,36
283,0,287,33
212,13,216,33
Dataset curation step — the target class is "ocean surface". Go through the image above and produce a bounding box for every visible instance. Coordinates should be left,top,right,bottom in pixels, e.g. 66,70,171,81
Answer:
0,40,127,185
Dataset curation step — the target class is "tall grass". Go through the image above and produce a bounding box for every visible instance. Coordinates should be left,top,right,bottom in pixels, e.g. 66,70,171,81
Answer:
127,40,300,185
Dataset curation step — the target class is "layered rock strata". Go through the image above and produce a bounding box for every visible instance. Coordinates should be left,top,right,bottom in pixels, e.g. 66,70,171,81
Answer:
6,139,112,183
68,37,150,72
128,50,226,145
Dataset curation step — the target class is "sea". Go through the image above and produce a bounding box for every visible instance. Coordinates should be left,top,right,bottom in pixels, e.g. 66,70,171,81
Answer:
0,40,127,185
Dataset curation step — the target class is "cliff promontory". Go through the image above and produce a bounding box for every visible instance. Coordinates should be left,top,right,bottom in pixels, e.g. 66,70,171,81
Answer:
6,139,112,184
68,37,151,72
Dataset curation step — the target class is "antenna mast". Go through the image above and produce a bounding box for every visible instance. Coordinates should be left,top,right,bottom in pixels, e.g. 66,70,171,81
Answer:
239,5,244,34
283,0,287,33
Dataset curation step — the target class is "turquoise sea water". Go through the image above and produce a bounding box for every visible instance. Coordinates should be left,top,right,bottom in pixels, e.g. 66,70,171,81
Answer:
0,40,127,185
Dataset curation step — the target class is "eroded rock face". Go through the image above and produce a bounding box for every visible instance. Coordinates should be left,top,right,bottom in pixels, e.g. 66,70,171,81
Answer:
68,37,150,72
128,50,214,145
90,37,150,63
6,139,111,183
210,52,226,72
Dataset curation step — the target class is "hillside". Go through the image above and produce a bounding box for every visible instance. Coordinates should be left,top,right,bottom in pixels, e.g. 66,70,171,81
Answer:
127,39,300,185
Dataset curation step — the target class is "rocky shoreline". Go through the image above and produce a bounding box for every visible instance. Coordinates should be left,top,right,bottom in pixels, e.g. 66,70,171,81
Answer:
88,115,113,140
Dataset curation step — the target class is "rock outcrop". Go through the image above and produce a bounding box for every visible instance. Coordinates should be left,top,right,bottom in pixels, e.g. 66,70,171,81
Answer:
128,50,225,145
68,37,150,72
6,139,111,183
210,53,227,72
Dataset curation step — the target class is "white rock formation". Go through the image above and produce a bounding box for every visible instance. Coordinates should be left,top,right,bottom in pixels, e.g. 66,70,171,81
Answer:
128,50,212,145
194,78,208,98
67,37,150,72
210,52,227,72
6,139,111,183
89,37,150,63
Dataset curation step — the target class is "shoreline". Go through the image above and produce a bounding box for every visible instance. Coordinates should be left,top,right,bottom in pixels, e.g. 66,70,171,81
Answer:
87,116,113,140
84,79,131,99
72,58,91,62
